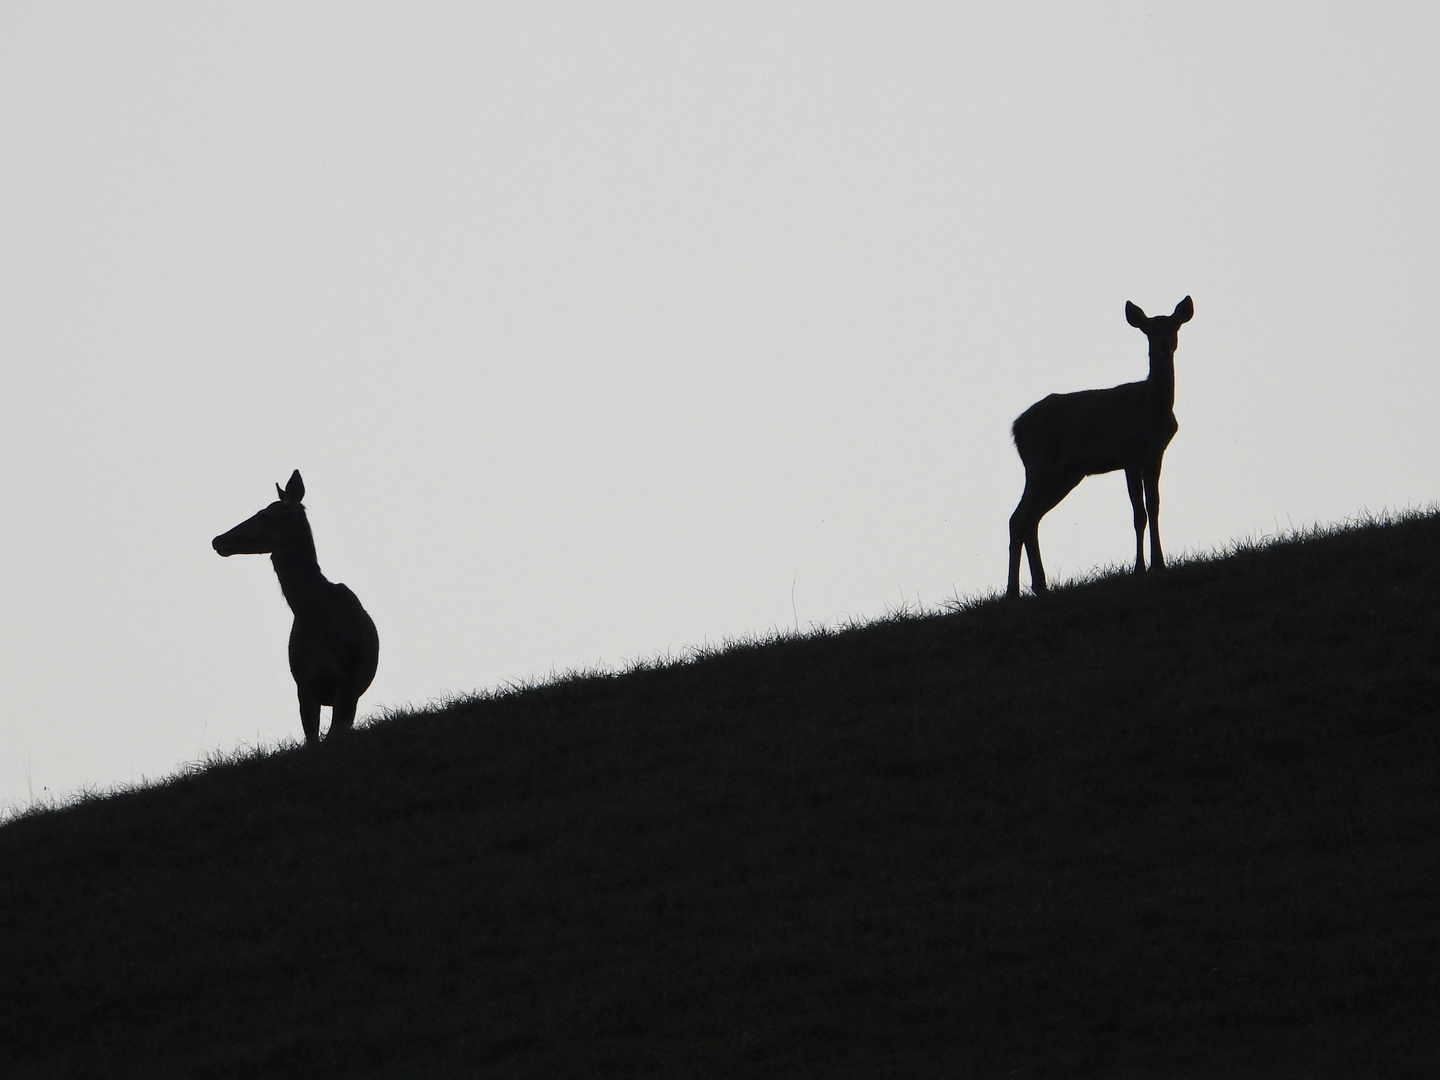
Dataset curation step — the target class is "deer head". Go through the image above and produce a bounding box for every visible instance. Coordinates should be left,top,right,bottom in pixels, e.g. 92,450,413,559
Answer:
1125,296,1194,355
212,470,310,557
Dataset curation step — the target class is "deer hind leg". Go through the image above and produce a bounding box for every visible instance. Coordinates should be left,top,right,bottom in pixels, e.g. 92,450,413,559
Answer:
1008,490,1032,599
1024,519,1047,593
297,687,322,748
1125,467,1147,574
1143,459,1165,571
328,693,359,740
1009,471,1081,597
1008,476,1046,598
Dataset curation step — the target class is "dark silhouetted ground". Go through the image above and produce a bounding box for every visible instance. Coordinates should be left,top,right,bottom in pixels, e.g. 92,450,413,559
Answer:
3,513,1438,1077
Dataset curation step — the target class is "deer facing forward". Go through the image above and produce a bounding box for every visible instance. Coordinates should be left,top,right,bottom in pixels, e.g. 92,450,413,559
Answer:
213,470,379,746
1007,296,1194,599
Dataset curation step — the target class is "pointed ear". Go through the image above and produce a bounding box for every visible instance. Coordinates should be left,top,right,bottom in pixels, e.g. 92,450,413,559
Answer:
1125,301,1147,328
282,470,305,504
1173,296,1194,323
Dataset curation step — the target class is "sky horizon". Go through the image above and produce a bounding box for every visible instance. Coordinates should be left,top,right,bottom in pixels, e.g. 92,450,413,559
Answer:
3,3,1438,812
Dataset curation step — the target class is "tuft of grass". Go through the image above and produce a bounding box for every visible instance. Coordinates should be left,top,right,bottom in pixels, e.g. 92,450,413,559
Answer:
3,508,1440,1077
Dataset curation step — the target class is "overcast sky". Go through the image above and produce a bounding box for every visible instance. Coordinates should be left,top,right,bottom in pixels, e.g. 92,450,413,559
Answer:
2,3,1437,811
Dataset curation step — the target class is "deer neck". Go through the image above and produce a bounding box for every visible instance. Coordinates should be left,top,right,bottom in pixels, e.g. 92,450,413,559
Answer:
269,533,328,614
1147,347,1176,411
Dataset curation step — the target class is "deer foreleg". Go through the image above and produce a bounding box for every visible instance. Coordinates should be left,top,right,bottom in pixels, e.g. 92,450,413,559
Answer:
1143,461,1164,571
297,688,322,748
1125,467,1147,574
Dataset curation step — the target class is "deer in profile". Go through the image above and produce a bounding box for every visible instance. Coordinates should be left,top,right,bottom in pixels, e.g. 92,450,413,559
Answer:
1007,296,1194,599
213,470,379,746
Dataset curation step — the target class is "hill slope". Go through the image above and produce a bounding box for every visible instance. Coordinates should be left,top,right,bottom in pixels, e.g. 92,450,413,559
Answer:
3,515,1439,1078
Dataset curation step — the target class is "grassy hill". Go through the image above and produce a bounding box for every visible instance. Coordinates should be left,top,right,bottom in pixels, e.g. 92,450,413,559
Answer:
3,513,1439,1078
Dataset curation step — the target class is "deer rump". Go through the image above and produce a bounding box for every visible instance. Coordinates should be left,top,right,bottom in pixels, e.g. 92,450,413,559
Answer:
1012,380,1177,479
288,582,379,708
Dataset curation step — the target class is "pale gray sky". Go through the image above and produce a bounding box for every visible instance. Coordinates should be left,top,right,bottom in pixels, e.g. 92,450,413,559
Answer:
2,3,1437,810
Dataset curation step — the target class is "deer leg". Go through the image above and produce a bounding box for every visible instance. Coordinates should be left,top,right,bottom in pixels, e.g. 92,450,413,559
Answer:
1007,485,1035,599
328,694,358,740
1125,467,1147,574
297,687,322,748
1008,475,1052,598
1143,460,1164,570
1012,472,1080,596
1025,520,1046,593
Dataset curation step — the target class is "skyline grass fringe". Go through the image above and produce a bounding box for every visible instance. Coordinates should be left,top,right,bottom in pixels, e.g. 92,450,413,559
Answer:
6,502,1437,826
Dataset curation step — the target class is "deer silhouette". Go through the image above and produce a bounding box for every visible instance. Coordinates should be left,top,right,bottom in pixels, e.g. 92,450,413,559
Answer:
1007,296,1194,599
213,470,379,746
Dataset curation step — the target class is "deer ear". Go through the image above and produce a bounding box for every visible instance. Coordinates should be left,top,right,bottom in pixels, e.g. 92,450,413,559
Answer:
282,470,305,504
1125,301,1147,328
1173,296,1194,324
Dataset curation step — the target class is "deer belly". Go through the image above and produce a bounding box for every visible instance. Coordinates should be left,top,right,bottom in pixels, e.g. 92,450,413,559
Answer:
1063,452,1124,476
1062,431,1162,477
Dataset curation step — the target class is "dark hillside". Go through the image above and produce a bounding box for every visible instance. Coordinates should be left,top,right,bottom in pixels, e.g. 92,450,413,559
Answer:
3,514,1439,1078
